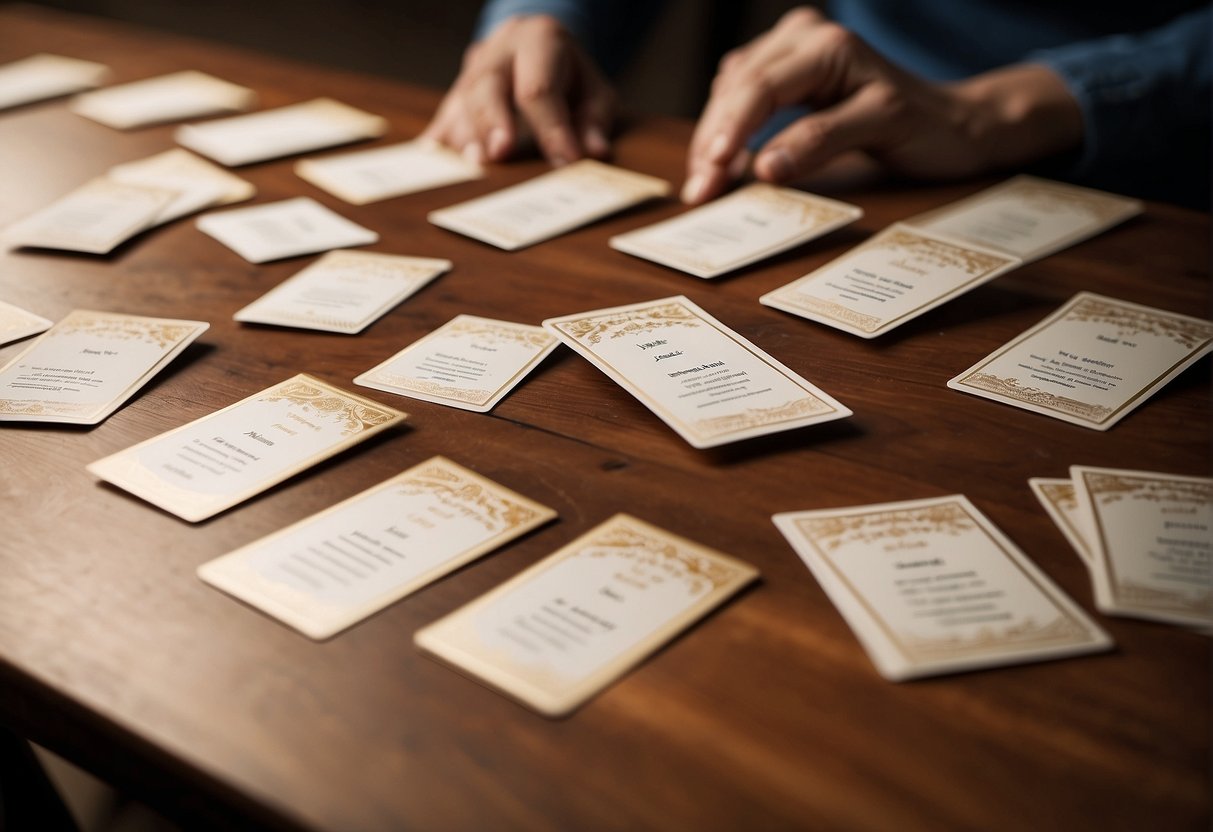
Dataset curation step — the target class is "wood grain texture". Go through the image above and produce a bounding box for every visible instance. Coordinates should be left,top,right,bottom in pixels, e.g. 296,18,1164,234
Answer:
0,5,1209,830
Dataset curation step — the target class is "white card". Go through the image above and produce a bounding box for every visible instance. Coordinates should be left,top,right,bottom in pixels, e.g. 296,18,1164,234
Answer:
196,197,378,263
0,53,110,111
355,315,558,412
87,373,406,522
296,139,484,205
234,250,450,333
0,301,53,347
70,70,256,130
1071,466,1212,630
108,148,256,224
1028,477,1095,568
905,175,1142,262
773,495,1112,681
948,292,1213,430
199,456,557,639
543,296,851,448
760,224,1021,338
1,178,178,254
175,98,387,166
428,159,670,250
610,183,862,278
415,513,758,716
0,310,207,424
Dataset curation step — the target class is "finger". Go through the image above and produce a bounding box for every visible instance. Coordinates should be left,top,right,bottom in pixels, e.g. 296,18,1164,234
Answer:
753,81,893,182
513,21,582,165
574,61,616,158
466,70,517,161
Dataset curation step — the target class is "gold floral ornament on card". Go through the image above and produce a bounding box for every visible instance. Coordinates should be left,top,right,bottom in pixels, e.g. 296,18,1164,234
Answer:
583,518,740,594
561,301,701,346
403,461,544,531
263,379,397,436
56,310,198,349
1065,296,1213,351
800,502,975,553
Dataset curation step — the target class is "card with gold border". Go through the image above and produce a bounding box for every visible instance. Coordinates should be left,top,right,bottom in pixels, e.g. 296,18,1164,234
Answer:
428,159,670,250
773,495,1112,680
759,224,1020,337
543,295,850,448
87,373,405,522
904,175,1142,262
1029,477,1096,569
0,310,207,424
296,139,484,205
415,513,758,717
355,315,558,412
0,301,52,347
609,183,861,278
948,292,1213,430
1070,466,1212,630
198,456,556,639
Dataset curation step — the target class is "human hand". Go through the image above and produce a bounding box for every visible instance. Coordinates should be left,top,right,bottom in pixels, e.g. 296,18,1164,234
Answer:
682,6,1083,203
423,14,616,166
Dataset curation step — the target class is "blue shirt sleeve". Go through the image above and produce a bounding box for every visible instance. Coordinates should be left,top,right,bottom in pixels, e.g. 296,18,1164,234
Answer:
1029,6,1211,202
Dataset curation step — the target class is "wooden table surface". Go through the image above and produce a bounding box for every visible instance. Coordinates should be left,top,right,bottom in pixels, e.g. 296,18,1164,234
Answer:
1,5,1209,830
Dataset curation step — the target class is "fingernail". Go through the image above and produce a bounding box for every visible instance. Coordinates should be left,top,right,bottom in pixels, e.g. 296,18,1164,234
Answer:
681,173,707,204
584,126,609,158
761,148,793,181
462,142,484,165
487,127,510,160
707,133,731,163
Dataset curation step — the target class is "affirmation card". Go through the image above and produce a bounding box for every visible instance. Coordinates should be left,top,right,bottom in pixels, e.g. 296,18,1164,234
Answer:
415,513,758,717
609,183,861,278
1,178,178,254
759,224,1020,338
0,53,109,111
70,70,256,130
1028,478,1095,568
234,250,450,334
906,175,1142,262
196,197,378,263
773,495,1112,681
0,301,52,347
543,296,851,448
355,315,558,412
1071,466,1212,629
428,159,670,250
175,98,387,166
199,456,557,639
0,310,207,424
87,374,405,522
948,292,1213,430
296,139,484,205
108,148,256,224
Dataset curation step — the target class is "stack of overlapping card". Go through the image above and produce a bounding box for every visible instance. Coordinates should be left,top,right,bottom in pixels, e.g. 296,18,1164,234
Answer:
1031,467,1212,632
1,148,254,254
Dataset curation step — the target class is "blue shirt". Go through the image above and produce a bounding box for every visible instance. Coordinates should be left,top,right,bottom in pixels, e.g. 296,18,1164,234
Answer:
476,0,1212,207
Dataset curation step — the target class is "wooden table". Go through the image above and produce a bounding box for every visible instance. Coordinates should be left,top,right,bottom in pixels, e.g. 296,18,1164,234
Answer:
1,5,1209,830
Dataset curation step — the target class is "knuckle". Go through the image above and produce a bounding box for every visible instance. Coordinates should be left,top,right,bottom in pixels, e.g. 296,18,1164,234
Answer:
782,6,824,30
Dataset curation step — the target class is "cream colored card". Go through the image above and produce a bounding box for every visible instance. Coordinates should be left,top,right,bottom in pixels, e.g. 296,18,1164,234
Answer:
196,197,378,263
543,296,850,448
1,178,178,254
0,53,110,111
355,315,558,412
1071,466,1212,629
759,224,1020,338
0,301,52,347
948,292,1213,430
175,98,387,166
905,175,1142,262
0,310,207,424
610,183,861,278
88,374,405,522
428,159,670,250
108,148,256,224
70,70,256,130
415,513,758,717
773,495,1112,681
1028,477,1095,567
296,139,484,205
199,456,557,639
234,250,450,333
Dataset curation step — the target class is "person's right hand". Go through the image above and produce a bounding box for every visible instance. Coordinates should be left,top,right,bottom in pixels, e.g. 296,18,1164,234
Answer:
422,14,616,167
